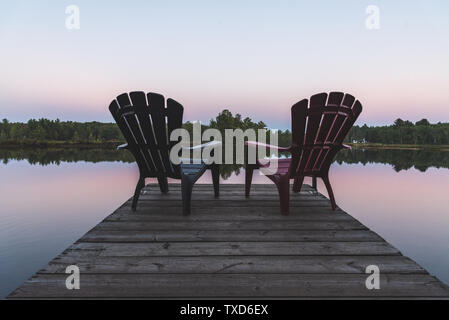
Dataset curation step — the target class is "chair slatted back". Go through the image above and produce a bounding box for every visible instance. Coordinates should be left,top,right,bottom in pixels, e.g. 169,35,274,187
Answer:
290,92,362,176
109,91,184,178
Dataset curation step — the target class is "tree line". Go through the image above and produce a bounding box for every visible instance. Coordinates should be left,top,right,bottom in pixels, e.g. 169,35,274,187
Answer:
1,115,448,146
347,118,449,145
0,118,122,144
0,111,291,146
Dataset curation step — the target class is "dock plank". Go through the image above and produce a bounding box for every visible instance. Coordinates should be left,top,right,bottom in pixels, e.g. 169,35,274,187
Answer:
93,220,367,231
9,274,449,298
64,241,400,257
39,255,426,274
109,207,347,219
80,229,383,242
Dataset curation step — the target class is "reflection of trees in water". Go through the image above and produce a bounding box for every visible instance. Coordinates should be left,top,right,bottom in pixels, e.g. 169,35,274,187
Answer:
0,148,243,178
0,148,134,166
335,148,449,172
220,164,243,179
1,147,448,175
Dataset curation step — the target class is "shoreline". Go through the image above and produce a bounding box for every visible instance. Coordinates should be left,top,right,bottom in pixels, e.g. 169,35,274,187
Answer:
1,141,449,151
348,143,449,151
0,141,122,149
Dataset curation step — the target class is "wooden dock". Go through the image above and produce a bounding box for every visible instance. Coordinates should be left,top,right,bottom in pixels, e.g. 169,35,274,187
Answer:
7,184,449,299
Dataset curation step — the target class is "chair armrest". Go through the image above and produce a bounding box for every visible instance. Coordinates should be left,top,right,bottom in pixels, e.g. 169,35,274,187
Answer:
342,143,352,150
117,143,129,150
245,141,291,152
182,140,222,151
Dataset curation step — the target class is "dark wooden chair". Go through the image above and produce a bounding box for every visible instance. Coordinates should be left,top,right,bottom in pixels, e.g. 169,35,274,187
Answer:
109,91,220,215
245,92,362,215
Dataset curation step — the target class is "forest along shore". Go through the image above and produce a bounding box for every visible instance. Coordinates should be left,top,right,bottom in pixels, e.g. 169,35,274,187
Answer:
2,115,449,150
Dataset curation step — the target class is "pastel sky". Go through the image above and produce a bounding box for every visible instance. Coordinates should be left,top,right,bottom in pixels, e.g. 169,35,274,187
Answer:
1,0,448,129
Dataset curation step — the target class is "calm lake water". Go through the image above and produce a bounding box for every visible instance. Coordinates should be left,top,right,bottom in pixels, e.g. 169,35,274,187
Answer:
1,147,449,298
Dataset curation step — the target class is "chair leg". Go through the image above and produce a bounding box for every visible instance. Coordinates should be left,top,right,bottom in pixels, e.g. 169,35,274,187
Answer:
274,174,290,215
181,174,194,216
157,176,169,193
322,175,337,210
211,164,220,198
131,177,145,212
245,165,254,197
293,175,304,193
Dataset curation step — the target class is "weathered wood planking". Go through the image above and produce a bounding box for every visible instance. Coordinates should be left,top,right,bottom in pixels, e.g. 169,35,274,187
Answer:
39,255,426,274
62,241,400,256
9,274,449,298
93,220,367,231
81,230,383,242
7,184,449,299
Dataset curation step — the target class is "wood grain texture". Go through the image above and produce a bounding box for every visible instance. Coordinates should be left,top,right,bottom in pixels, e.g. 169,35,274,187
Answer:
39,255,425,274
7,184,449,299
64,241,400,257
93,220,367,231
9,274,449,298
80,229,382,242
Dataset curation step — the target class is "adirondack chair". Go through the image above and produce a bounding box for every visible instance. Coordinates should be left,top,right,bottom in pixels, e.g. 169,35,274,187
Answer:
109,91,220,215
245,92,362,215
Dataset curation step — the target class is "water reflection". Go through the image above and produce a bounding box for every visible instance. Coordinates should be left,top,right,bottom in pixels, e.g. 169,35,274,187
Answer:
335,148,449,172
1,147,449,298
1,147,449,174
0,147,134,165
